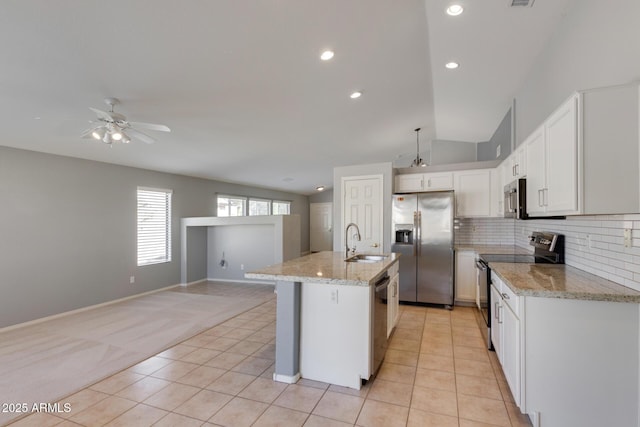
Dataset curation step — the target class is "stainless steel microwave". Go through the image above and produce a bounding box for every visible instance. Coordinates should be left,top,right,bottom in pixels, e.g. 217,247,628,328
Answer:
504,178,565,220
504,179,526,219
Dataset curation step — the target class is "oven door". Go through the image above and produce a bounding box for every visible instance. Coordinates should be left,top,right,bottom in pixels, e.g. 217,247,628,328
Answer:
475,259,492,350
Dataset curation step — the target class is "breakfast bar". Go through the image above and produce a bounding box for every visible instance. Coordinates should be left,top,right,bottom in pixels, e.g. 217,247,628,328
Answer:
245,251,400,388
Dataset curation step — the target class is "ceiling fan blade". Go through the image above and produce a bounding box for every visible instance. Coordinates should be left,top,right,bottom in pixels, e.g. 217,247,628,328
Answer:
127,128,156,144
89,107,115,122
81,127,97,139
129,121,171,132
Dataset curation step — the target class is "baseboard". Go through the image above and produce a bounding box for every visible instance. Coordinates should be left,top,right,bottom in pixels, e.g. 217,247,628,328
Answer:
273,372,301,384
206,278,276,285
0,283,182,333
181,278,208,287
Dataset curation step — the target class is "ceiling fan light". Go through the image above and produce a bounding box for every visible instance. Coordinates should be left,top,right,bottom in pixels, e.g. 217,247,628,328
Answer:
111,131,123,141
91,127,105,140
102,132,112,144
121,133,131,144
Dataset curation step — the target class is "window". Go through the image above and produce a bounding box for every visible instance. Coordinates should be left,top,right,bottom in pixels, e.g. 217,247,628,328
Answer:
249,198,271,216
272,201,291,215
137,187,172,266
216,195,290,217
217,195,246,217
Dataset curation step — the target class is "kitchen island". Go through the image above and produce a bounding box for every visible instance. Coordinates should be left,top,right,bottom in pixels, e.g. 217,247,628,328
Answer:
487,261,640,427
245,251,400,389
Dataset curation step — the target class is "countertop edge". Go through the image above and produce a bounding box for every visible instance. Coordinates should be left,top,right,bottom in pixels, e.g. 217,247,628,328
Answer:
491,266,640,304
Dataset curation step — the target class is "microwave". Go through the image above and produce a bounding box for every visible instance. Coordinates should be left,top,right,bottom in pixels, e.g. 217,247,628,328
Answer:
504,179,526,219
504,178,565,220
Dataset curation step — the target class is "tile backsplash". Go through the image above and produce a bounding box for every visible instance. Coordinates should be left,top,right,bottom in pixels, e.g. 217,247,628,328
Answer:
456,215,640,292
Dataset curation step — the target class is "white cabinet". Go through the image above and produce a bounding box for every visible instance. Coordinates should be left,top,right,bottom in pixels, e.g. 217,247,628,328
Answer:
525,93,581,216
455,250,476,303
395,172,453,193
505,145,526,180
453,169,492,217
490,272,521,406
490,168,503,217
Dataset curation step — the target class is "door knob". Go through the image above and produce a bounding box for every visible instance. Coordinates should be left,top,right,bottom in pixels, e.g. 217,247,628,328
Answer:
371,243,379,248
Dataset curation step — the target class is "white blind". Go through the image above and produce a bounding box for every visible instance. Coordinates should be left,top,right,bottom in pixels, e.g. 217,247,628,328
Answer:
137,187,172,266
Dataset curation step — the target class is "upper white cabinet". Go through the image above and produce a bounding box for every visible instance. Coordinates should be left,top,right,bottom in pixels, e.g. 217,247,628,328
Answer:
582,83,640,214
504,145,527,181
395,172,453,193
454,169,492,217
525,93,581,216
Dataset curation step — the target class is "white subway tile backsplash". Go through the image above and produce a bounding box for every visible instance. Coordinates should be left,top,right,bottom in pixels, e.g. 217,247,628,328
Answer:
457,214,640,292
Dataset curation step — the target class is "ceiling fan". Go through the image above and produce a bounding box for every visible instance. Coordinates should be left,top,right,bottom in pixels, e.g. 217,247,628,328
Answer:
81,97,170,145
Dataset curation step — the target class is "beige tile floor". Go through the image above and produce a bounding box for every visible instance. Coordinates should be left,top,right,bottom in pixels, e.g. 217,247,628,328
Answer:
7,292,532,427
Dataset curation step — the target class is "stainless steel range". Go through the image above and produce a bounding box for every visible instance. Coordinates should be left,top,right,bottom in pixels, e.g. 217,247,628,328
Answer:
476,231,564,349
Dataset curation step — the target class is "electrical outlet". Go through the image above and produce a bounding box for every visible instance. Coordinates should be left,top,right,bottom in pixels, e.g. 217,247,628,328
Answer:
129,276,135,284
586,234,592,249
330,289,338,304
624,229,632,248
240,264,244,270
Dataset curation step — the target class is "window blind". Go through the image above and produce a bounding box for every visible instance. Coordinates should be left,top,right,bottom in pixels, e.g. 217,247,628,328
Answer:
137,187,172,266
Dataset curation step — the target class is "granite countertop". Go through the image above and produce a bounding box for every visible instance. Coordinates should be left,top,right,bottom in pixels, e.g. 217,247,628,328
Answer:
490,262,640,303
245,251,400,287
455,244,531,255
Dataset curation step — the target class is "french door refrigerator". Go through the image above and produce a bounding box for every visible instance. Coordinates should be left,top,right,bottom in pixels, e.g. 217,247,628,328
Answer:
391,191,454,305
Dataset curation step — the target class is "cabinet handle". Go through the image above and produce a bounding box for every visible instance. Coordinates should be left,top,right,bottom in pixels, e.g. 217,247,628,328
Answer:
501,293,510,300
420,179,424,190
428,178,431,188
544,188,549,207
494,302,500,319
512,165,516,176
498,305,503,324
515,164,519,176
371,243,379,248
538,189,543,207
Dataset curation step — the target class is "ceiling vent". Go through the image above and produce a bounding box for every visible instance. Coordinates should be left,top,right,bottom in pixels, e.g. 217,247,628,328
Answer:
510,0,535,7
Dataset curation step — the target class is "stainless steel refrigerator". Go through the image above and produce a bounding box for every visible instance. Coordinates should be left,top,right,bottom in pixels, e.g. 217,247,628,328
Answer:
391,191,454,305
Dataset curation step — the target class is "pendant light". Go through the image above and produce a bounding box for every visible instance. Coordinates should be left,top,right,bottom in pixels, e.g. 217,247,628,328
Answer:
411,127,427,167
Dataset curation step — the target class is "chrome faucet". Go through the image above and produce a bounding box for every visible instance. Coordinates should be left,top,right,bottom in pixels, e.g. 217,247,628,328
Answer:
345,223,362,257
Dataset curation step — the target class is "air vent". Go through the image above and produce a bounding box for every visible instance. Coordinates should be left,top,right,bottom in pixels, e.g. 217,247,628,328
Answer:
510,0,535,6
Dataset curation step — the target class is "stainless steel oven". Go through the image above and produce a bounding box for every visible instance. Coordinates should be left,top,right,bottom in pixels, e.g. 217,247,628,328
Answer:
504,179,525,219
479,232,565,350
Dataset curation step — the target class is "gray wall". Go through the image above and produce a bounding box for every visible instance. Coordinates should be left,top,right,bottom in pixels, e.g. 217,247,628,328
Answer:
514,0,640,146
477,108,512,162
431,140,477,165
309,189,333,204
332,162,393,253
0,145,309,328
207,225,276,281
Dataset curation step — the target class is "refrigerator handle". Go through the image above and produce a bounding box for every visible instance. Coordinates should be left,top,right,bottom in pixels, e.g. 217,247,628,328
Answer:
413,211,420,256
416,211,421,256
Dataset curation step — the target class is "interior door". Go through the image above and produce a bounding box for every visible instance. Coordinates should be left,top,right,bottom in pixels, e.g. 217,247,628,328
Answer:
343,176,383,254
310,202,333,252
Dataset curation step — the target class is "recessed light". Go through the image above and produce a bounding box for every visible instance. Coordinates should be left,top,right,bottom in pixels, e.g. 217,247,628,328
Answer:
350,91,362,99
320,50,334,61
446,4,464,16
316,186,325,192
445,62,459,69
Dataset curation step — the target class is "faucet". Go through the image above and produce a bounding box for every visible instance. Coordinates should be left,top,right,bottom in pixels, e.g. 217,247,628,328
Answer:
345,223,362,257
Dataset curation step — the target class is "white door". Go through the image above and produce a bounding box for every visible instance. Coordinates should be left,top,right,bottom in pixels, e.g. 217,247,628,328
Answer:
343,176,383,254
310,202,333,252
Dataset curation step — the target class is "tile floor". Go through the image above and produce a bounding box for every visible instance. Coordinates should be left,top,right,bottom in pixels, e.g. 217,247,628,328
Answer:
8,294,532,427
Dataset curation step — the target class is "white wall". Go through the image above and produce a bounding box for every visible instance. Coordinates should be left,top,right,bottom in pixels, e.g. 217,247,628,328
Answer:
514,0,640,145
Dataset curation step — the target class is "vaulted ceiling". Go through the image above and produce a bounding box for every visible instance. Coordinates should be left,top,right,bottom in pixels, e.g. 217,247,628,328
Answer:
0,0,571,194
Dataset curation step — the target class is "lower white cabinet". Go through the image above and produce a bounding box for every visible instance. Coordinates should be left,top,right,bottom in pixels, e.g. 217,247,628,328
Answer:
490,271,640,426
490,272,521,406
455,251,476,304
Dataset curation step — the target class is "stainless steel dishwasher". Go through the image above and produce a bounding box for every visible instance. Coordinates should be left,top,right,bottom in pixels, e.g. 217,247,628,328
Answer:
372,274,390,374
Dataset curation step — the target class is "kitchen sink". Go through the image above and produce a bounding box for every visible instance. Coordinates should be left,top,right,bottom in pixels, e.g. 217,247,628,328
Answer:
345,254,389,263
